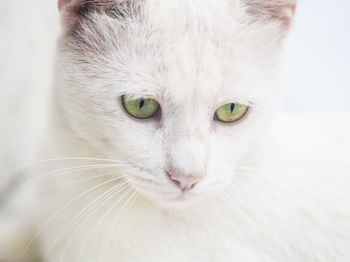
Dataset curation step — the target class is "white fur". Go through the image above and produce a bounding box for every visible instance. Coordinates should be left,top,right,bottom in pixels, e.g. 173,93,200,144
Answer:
1,0,349,262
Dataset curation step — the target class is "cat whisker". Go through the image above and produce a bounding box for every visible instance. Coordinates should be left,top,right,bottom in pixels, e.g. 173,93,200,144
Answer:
17,163,132,191
77,189,128,260
59,187,135,262
37,171,123,192
79,189,139,260
4,157,129,175
48,179,134,256
99,189,139,261
21,175,125,259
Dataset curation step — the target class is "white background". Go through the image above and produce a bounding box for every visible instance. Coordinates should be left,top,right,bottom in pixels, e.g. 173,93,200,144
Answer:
283,0,350,112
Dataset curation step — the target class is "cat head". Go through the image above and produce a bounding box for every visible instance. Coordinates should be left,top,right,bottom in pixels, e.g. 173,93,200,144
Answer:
55,0,295,207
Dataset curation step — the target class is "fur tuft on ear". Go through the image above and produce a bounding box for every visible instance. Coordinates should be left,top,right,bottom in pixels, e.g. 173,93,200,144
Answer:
58,0,133,31
58,0,90,30
245,0,296,29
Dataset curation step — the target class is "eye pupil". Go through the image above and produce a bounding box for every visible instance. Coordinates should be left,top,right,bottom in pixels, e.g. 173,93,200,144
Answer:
139,98,145,109
230,103,235,113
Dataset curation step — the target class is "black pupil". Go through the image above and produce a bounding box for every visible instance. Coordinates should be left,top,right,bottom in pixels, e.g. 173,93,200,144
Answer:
139,98,145,109
230,103,235,113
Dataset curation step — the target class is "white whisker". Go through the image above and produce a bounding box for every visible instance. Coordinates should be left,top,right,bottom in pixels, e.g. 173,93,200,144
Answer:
6,157,129,174
99,190,138,261
37,171,119,192
59,187,134,262
17,163,131,190
78,187,138,260
49,179,133,256
21,175,123,259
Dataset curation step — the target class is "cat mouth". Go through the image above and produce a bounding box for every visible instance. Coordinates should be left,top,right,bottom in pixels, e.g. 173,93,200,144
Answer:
125,163,202,204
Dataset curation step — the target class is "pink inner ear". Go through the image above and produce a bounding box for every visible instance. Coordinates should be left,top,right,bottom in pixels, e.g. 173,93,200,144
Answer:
247,1,296,28
268,3,296,27
58,0,73,11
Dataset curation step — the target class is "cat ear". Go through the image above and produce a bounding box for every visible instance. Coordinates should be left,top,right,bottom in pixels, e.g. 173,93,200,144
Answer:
58,0,85,30
245,0,296,29
58,0,73,11
58,0,137,30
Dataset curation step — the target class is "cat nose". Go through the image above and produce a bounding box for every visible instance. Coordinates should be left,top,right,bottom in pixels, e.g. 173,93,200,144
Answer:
167,170,204,191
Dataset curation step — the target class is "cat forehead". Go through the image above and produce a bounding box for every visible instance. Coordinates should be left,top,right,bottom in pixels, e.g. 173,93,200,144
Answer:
144,0,240,103
65,0,278,106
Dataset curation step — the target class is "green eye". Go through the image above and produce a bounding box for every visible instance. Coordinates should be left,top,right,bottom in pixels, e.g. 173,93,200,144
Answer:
215,103,248,123
122,95,160,119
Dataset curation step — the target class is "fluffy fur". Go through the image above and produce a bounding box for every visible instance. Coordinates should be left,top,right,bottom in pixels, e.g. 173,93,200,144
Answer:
1,0,349,261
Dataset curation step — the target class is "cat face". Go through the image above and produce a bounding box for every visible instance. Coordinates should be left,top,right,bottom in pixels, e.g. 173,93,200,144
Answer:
56,0,295,207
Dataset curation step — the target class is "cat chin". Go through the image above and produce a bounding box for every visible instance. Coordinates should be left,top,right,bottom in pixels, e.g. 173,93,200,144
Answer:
137,187,214,210
127,184,199,209
153,195,205,210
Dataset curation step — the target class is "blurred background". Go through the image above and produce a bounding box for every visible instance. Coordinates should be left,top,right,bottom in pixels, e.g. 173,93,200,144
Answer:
283,0,350,113
0,0,349,187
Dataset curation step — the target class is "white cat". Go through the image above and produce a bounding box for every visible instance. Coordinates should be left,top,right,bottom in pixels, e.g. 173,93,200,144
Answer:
1,0,350,261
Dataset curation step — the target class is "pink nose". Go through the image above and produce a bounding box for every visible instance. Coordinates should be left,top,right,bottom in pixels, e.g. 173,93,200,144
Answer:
167,170,204,191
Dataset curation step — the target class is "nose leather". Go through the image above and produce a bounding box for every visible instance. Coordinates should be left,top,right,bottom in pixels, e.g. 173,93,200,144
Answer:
168,171,204,191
